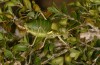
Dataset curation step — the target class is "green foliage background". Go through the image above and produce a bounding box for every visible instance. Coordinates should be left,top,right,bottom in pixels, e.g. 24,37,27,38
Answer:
0,0,100,65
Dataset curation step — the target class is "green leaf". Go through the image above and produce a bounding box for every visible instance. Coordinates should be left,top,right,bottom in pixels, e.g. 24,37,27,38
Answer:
49,43,54,54
70,49,80,60
11,0,21,5
0,33,3,40
0,8,2,13
65,54,72,63
4,1,15,7
26,19,52,37
47,6,60,13
51,57,64,65
27,11,35,18
4,49,13,59
75,1,82,7
34,56,41,65
89,10,98,15
87,50,94,59
82,52,87,61
59,18,68,26
51,23,59,31
13,44,28,52
90,0,100,4
67,37,77,45
98,6,100,12
23,0,32,10
61,3,68,14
